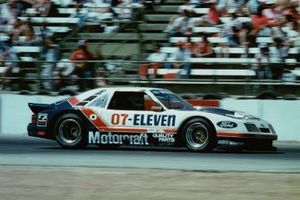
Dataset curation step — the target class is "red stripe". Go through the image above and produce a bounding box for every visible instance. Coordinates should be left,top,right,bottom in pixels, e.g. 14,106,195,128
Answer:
187,99,220,107
163,129,178,133
80,108,108,129
217,131,251,138
104,127,148,133
68,97,80,106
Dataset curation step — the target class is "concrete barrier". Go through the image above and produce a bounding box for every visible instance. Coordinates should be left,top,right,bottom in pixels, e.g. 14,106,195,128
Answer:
0,94,299,141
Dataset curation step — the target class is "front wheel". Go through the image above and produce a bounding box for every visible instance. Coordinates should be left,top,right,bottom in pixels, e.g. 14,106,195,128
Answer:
182,118,216,152
55,113,87,149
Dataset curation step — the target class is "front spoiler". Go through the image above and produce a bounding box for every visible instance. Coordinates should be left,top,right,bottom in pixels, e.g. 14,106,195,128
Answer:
217,135,277,151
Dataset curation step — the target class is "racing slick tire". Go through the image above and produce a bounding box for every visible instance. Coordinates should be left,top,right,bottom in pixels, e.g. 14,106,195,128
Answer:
182,118,217,152
54,113,87,149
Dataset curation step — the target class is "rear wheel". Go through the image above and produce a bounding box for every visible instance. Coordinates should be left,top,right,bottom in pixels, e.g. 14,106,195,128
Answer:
55,113,87,149
182,118,216,152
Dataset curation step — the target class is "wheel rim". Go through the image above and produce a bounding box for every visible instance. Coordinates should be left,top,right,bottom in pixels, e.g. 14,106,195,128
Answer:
186,122,209,149
58,119,82,144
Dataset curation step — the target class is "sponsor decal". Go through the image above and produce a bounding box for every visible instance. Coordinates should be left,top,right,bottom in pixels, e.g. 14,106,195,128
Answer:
217,121,237,129
133,114,176,127
88,131,149,146
37,113,48,127
152,133,175,143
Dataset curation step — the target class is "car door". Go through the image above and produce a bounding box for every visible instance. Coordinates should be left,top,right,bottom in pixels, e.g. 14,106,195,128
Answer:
101,91,177,134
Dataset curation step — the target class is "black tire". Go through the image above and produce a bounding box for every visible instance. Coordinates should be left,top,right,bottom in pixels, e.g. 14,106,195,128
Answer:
182,118,217,152
54,113,87,149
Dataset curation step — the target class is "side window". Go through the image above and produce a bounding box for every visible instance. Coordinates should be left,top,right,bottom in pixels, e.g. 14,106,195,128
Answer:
107,91,159,111
89,91,109,108
108,92,146,110
144,94,160,111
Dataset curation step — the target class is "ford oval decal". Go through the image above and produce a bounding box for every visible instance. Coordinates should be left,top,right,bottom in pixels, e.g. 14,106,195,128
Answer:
217,121,237,128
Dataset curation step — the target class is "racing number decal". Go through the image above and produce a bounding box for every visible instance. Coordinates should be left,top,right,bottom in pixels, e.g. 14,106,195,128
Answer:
111,114,128,125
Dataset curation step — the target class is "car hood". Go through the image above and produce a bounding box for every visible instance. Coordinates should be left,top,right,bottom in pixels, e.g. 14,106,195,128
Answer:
198,107,261,120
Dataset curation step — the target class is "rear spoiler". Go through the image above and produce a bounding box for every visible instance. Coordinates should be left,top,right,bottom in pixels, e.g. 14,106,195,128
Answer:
28,103,52,113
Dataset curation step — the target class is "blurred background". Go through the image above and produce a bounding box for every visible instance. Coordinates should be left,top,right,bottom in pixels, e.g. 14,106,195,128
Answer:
0,0,299,99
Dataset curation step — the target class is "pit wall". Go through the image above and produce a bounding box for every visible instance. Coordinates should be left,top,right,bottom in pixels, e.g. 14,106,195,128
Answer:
0,94,299,141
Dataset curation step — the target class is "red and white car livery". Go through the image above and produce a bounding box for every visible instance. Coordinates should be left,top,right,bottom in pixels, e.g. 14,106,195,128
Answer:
27,87,277,151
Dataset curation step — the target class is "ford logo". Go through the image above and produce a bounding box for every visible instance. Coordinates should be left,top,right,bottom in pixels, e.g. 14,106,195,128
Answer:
217,121,237,128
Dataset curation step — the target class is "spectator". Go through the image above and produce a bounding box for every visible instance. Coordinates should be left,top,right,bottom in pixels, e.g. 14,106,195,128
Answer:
194,34,214,57
0,48,19,90
246,0,261,15
226,26,241,47
250,5,282,37
53,58,75,91
183,37,197,57
239,21,256,47
165,42,192,79
269,37,289,79
40,37,59,90
202,0,222,25
166,9,194,37
70,40,95,91
12,19,39,45
251,5,271,32
216,0,244,16
263,0,282,21
139,44,167,79
253,44,272,79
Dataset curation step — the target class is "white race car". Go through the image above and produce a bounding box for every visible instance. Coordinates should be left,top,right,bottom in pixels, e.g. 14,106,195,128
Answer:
28,87,277,152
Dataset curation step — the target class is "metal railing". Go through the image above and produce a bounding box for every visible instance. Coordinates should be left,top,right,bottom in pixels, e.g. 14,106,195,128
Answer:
0,59,299,95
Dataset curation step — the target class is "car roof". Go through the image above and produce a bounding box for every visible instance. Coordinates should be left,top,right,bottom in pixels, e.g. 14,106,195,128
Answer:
83,87,168,94
75,87,170,101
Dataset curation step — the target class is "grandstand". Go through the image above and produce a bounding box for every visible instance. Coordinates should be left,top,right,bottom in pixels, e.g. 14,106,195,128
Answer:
0,0,299,98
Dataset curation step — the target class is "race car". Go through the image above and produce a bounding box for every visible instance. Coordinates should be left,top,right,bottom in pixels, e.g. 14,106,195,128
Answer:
27,87,277,152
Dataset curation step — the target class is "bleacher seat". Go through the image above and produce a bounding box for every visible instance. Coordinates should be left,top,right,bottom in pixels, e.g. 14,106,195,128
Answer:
11,46,41,53
18,17,80,24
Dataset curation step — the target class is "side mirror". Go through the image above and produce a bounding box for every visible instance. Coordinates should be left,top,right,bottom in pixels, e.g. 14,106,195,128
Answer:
151,106,164,112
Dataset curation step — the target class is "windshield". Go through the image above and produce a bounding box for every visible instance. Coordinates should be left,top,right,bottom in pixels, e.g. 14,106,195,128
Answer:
151,89,195,110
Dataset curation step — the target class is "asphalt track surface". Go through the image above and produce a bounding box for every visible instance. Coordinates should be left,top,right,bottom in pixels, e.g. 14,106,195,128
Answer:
0,135,300,173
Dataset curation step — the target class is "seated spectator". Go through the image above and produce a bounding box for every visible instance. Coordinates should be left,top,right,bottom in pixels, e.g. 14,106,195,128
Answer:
194,34,214,57
166,9,194,37
70,40,95,91
165,42,192,79
202,0,222,25
139,44,167,79
250,5,282,36
12,19,40,45
183,37,197,57
251,5,271,32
